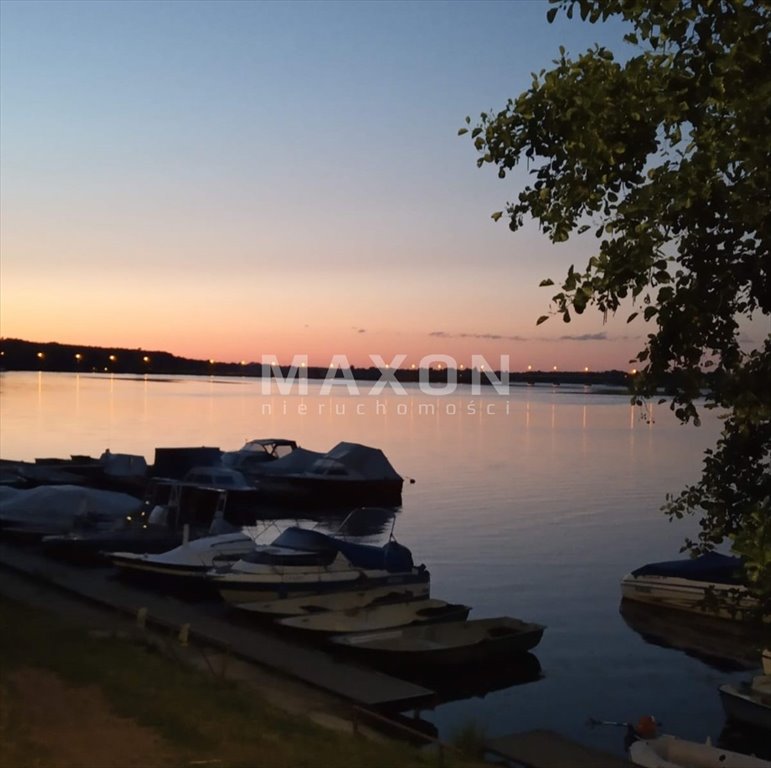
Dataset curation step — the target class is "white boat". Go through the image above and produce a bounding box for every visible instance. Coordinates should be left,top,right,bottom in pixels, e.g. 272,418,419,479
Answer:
621,552,757,621
208,526,429,604
330,616,545,666
277,598,470,634
107,530,258,582
232,582,431,617
719,675,771,732
629,734,771,768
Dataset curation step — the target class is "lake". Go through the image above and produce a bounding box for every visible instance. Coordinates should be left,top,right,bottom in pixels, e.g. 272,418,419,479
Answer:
0,370,759,756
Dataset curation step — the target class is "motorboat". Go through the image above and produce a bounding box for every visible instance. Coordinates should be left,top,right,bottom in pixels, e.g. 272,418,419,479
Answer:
620,552,757,621
629,734,771,767
208,526,429,604
221,439,299,482
719,675,771,732
277,598,470,634
230,582,431,617
257,442,404,507
329,616,545,666
107,530,259,585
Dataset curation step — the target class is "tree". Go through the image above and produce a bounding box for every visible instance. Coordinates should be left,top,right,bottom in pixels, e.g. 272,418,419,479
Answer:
461,0,770,620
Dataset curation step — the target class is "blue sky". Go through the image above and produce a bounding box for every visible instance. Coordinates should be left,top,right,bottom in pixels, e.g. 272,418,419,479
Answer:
1,1,666,369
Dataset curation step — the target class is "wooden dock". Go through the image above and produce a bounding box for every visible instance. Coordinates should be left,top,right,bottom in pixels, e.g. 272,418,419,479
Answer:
486,729,634,768
0,542,433,709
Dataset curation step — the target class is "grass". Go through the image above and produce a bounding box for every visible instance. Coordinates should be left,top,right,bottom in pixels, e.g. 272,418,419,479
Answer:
0,594,481,768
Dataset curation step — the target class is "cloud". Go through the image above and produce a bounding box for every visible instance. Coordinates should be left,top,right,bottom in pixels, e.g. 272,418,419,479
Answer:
558,332,609,341
429,330,528,341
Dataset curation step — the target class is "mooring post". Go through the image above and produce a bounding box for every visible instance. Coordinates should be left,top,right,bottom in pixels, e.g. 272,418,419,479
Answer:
178,623,190,646
136,606,148,629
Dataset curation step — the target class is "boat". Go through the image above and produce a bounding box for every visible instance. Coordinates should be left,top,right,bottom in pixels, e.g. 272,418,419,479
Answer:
231,582,431,617
620,552,757,621
719,675,771,732
329,616,545,666
0,485,141,539
208,525,429,604
41,480,245,564
107,530,259,586
277,598,470,634
257,442,404,507
221,438,299,481
629,734,771,767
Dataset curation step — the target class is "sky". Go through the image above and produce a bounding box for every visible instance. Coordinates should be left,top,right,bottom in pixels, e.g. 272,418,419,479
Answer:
0,0,737,371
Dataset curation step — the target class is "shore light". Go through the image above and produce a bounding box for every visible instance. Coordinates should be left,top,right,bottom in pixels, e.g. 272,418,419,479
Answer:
142,356,150,363
37,352,45,359
109,355,117,362
527,364,532,371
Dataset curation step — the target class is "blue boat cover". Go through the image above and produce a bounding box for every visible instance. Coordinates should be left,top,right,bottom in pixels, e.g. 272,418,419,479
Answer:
270,526,416,573
631,552,746,585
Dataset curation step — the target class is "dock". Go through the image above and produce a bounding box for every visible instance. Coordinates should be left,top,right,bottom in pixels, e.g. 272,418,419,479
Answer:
486,729,634,768
0,542,433,709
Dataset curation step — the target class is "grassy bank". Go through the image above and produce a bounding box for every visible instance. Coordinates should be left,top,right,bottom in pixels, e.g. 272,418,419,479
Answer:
0,595,476,768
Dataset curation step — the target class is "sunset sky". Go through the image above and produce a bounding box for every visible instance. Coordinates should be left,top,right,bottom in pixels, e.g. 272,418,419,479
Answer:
1,1,762,371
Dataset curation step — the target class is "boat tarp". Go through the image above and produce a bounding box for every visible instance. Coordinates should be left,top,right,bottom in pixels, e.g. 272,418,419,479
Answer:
271,526,339,553
308,442,402,481
631,552,746,585
270,526,415,572
335,538,415,572
0,485,141,529
258,448,325,475
99,451,148,477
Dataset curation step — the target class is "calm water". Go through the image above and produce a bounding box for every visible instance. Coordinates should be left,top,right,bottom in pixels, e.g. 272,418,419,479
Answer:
0,371,757,755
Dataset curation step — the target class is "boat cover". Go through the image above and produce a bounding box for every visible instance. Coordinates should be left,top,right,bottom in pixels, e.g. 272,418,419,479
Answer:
307,442,402,481
0,485,141,531
259,448,325,475
631,552,746,584
268,526,415,572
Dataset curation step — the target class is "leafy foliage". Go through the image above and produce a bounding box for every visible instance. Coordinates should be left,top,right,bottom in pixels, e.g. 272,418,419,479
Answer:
463,0,770,620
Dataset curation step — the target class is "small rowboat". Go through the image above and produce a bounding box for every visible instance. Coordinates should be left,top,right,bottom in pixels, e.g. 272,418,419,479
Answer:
277,598,470,634
330,616,545,666
231,583,431,617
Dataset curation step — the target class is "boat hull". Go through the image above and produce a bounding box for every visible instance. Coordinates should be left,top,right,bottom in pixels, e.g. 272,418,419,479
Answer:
720,681,771,732
213,570,430,606
258,476,403,507
620,573,757,621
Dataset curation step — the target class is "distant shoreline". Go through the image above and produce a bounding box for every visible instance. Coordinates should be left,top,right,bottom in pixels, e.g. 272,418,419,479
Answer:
0,337,636,388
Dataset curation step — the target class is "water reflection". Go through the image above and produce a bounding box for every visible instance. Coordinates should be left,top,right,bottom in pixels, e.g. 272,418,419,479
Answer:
619,599,762,672
406,652,543,707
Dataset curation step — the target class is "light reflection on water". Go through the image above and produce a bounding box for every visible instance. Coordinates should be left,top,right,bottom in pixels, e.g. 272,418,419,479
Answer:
0,372,750,755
